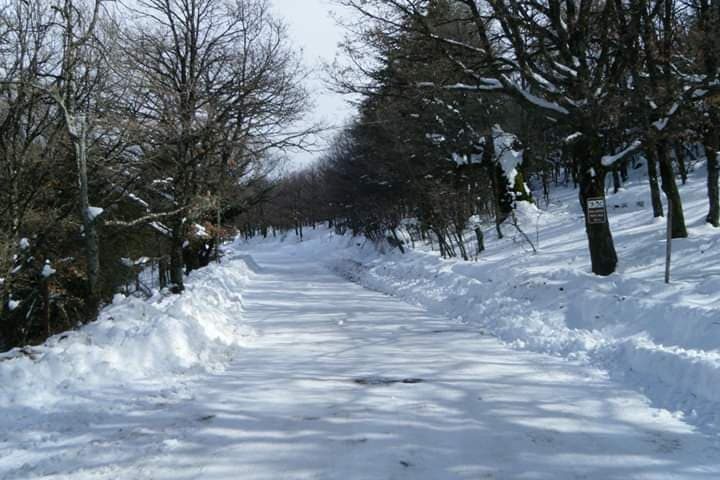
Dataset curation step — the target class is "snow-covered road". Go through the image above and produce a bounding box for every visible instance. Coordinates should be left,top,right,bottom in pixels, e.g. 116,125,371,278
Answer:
2,248,720,479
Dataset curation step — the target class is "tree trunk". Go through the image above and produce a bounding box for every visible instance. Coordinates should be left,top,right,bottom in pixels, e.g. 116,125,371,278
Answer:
169,218,186,292
620,160,629,182
55,2,103,310
572,161,579,189
707,147,719,227
576,137,618,276
433,228,453,258
665,196,672,284
215,195,222,262
474,226,485,255
390,228,405,254
75,116,101,307
170,242,184,292
674,141,688,184
482,134,512,237
579,171,618,276
41,274,51,337
612,169,621,194
645,147,664,218
454,228,468,261
705,124,719,227
657,141,687,238
159,258,168,289
0,229,21,320
700,0,719,225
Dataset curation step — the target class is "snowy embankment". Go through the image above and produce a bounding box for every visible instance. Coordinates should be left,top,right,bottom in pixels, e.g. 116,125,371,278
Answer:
0,252,256,410
246,162,720,433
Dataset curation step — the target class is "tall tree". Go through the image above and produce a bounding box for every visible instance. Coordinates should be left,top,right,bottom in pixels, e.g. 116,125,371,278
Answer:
337,0,631,274
122,0,311,291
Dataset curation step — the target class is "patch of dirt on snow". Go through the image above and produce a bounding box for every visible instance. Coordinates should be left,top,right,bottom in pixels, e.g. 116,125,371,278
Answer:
352,376,424,386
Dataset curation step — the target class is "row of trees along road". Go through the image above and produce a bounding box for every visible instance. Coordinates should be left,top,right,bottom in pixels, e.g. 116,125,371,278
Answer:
241,0,719,276
0,0,314,350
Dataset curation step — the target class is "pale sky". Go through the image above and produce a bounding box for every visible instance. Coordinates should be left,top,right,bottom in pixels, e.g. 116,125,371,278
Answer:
272,0,356,170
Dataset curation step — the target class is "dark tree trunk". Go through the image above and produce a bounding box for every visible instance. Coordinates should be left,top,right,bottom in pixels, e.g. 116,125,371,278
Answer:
705,124,719,227
454,228,468,261
572,161,579,189
494,163,515,216
170,240,184,292
657,141,688,238
700,0,719,225
390,228,405,254
41,275,50,337
612,169,621,194
482,133,512,237
82,214,101,307
560,145,569,185
474,226,485,255
579,171,618,276
576,138,618,276
433,228,454,258
159,258,168,289
707,148,719,227
646,147,664,218
620,160,629,182
674,141,688,184
73,118,101,310
444,229,457,257
169,218,186,292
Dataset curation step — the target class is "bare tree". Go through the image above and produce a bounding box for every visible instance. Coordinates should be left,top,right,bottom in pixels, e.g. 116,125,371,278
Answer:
0,1,64,319
121,0,313,290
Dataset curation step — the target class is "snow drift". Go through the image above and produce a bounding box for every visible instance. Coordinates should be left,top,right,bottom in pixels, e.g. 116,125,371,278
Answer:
0,252,256,409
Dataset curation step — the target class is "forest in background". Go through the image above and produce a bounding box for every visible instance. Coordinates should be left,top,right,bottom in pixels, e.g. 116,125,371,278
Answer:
0,0,314,350
241,0,719,274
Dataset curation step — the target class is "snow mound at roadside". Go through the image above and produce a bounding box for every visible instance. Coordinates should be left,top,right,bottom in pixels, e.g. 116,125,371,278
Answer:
335,247,720,429
0,255,256,409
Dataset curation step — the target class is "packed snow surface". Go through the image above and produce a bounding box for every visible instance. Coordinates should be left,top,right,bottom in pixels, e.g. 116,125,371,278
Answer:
0,233,719,477
258,159,720,437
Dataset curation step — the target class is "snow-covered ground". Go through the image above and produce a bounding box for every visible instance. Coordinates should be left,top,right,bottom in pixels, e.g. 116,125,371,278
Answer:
2,244,720,479
1,162,719,479
0,252,257,478
250,159,720,437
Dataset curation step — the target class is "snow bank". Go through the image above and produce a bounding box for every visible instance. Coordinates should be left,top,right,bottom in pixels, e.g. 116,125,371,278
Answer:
240,160,720,432
0,252,256,409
